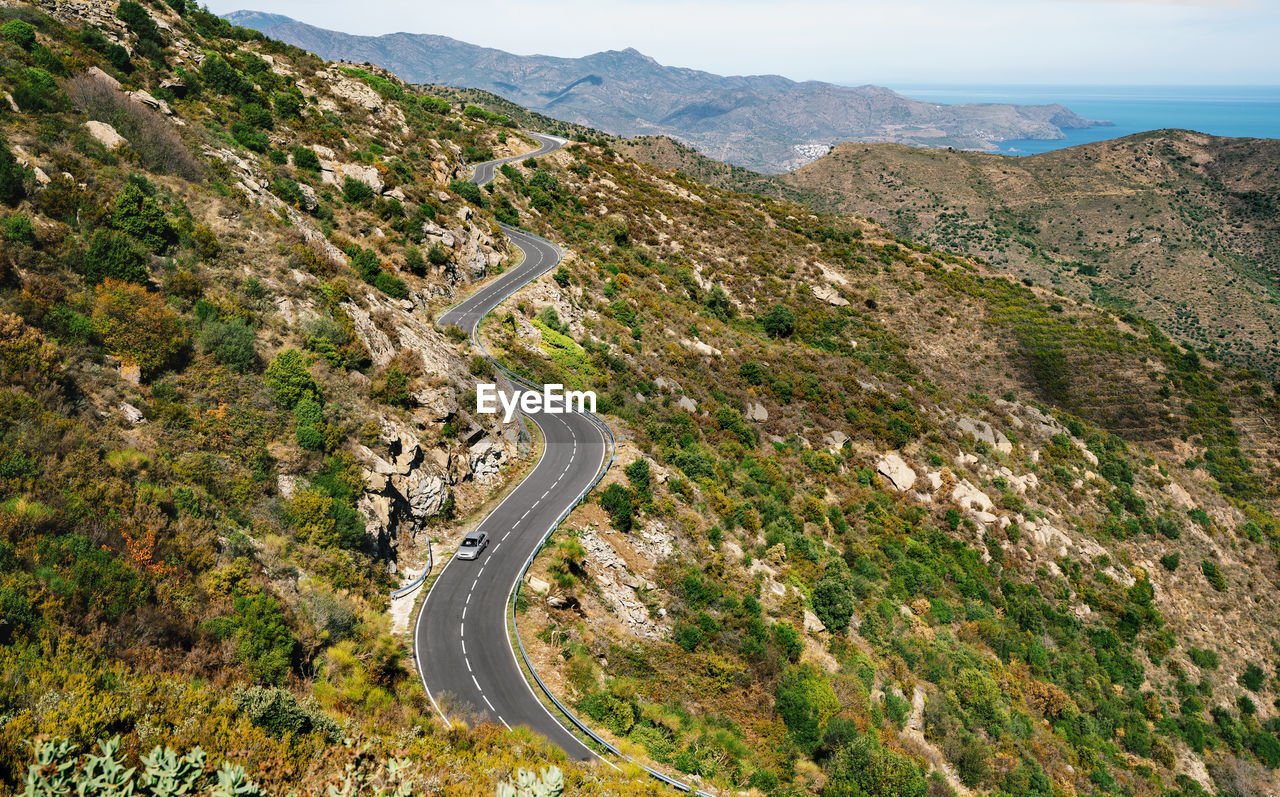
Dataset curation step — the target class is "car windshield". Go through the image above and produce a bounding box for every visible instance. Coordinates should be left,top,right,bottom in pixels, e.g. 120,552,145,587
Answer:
461,538,478,547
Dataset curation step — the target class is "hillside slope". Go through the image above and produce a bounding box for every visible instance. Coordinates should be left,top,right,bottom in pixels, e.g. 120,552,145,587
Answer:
222,10,1108,173
4,2,1280,797
779,132,1280,376
624,131,1280,379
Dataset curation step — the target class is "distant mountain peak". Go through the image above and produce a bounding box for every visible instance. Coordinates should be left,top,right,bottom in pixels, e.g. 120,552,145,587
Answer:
225,10,1108,172
223,10,295,28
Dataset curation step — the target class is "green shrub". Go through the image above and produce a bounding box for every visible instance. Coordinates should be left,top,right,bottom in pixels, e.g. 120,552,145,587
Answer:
342,177,375,205
264,349,318,408
600,483,633,533
1160,552,1180,571
427,241,450,266
761,304,795,338
825,735,926,797
200,53,251,98
1242,663,1266,692
292,145,321,171
773,621,802,663
1156,514,1182,539
205,594,297,685
78,27,133,72
1,20,37,50
3,214,35,245
370,270,408,299
1201,559,1228,592
0,140,27,206
111,178,177,252
231,122,269,153
116,1,163,45
269,178,303,209
404,245,426,276
448,179,487,207
36,534,150,620
811,573,855,633
774,664,839,754
883,690,911,729
372,365,411,408
233,686,340,739
1188,646,1219,669
200,319,259,373
12,67,60,112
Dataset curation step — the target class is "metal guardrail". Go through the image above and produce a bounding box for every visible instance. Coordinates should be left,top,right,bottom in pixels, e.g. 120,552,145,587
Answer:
390,535,433,600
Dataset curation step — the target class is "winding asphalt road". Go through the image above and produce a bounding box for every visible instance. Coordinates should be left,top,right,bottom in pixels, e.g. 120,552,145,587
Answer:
414,132,603,761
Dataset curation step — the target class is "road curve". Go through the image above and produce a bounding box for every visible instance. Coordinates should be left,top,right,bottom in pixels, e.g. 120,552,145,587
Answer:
414,132,601,761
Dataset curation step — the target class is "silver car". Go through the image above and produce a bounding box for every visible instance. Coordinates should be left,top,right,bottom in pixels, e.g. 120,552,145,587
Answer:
455,531,488,560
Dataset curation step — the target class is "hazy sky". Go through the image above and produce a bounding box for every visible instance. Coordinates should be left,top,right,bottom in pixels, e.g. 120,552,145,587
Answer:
205,0,1280,85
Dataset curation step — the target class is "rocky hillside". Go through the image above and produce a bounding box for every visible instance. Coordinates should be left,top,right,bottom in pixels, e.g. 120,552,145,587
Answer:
623,130,1280,379
467,123,1280,795
0,1,652,793
775,132,1280,378
222,10,1108,174
4,2,1280,797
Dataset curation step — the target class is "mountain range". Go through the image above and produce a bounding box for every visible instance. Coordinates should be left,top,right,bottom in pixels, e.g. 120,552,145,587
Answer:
223,10,1109,173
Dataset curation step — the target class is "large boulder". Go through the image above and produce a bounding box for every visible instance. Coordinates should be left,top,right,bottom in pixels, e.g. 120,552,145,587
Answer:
468,437,505,480
876,453,917,492
402,468,449,518
85,121,126,149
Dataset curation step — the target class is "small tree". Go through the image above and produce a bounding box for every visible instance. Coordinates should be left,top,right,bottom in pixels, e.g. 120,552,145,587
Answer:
201,319,259,373
761,304,795,338
83,229,147,285
264,349,318,408
342,177,374,205
291,145,321,171
426,242,450,266
599,483,632,533
112,178,177,252
810,573,855,633
92,280,186,380
0,139,27,206
0,20,37,50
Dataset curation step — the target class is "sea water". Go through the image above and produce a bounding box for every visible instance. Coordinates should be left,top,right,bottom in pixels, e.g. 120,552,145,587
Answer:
886,84,1280,154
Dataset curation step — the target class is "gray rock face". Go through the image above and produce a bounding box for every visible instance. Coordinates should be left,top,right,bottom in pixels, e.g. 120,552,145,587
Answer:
466,242,487,281
675,396,698,413
128,89,171,116
468,437,505,480
423,222,456,249
119,402,146,425
403,468,449,518
956,416,1012,455
746,401,768,422
342,301,396,367
296,182,319,213
87,66,121,91
876,453,917,491
85,120,126,149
